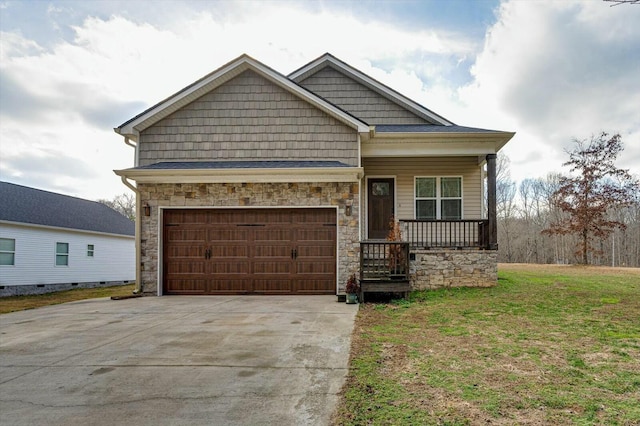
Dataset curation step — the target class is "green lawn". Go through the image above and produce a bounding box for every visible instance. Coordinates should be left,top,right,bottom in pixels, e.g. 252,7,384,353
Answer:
0,284,136,314
333,264,640,425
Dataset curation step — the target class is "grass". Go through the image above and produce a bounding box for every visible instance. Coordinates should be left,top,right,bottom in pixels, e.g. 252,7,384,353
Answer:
0,284,136,314
333,264,640,425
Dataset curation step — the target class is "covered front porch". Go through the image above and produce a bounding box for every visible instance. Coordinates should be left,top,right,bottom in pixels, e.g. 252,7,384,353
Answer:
358,153,499,299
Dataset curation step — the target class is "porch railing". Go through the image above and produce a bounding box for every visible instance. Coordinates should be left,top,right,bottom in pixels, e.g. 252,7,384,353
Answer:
360,240,410,282
399,219,490,250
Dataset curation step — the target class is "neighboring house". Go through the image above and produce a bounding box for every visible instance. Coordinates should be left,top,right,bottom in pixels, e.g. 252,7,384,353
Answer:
114,53,514,296
0,182,135,296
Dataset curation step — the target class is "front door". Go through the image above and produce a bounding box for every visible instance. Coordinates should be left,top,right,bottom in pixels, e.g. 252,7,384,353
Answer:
367,178,394,239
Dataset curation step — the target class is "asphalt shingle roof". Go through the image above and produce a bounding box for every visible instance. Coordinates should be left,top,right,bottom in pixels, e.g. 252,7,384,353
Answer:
375,124,504,133
0,182,135,236
132,160,353,170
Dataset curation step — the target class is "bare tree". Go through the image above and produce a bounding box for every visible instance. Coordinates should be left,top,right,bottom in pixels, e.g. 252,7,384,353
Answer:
604,0,639,6
97,192,136,221
495,153,518,262
543,133,639,264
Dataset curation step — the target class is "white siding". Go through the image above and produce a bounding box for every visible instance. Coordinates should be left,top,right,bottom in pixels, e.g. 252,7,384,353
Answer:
0,223,134,286
362,157,483,220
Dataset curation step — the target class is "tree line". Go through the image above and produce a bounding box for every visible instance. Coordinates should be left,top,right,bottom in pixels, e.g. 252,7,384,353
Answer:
497,133,640,267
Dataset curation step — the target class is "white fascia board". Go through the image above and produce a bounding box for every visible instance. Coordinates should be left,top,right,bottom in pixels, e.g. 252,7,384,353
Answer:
114,167,365,184
361,132,515,157
289,55,453,126
115,56,369,140
0,220,135,239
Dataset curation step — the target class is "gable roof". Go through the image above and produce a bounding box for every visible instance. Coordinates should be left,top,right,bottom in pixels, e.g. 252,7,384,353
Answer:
115,54,370,141
0,182,135,237
288,53,453,126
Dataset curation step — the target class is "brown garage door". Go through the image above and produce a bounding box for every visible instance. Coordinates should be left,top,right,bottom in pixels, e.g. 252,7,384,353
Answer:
162,208,337,295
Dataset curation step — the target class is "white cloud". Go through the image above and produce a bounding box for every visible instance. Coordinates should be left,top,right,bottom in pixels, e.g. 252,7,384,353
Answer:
457,0,640,182
0,4,476,199
1,0,638,201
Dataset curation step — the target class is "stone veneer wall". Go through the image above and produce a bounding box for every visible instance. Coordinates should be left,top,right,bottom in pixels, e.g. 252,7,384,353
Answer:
410,250,498,290
137,182,360,295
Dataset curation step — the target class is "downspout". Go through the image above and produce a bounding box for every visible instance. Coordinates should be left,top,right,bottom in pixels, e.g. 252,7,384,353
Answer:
123,137,139,167
120,176,142,294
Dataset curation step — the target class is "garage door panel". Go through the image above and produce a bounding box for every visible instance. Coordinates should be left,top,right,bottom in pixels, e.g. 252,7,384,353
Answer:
292,209,334,224
166,245,204,259
254,228,291,241
292,279,334,293
163,208,336,295
166,261,206,274
296,261,335,274
253,279,292,294
165,210,210,225
209,245,248,257
210,261,250,274
165,279,207,294
208,279,250,294
166,228,207,243
253,261,291,274
296,228,335,242
253,245,290,258
208,229,249,242
297,245,335,258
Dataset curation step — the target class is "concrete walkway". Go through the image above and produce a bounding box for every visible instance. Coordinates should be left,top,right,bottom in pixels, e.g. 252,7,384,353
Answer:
0,296,358,425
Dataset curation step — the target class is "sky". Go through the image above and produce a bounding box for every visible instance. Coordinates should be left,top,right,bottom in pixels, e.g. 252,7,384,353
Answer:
1,0,639,201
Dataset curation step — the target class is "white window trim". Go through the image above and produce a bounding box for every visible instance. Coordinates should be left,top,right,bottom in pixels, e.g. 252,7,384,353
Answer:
414,176,464,220
87,244,95,257
55,242,69,267
0,237,16,266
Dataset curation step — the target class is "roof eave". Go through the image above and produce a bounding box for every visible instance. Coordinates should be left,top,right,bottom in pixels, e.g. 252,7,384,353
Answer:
113,166,365,184
0,220,135,239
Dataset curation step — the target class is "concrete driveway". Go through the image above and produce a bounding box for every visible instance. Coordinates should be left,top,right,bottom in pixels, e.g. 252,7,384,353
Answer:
0,296,358,425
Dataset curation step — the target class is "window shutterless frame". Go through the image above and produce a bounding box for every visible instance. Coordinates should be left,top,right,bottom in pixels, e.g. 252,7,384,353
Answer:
0,238,16,266
414,176,463,220
56,242,69,266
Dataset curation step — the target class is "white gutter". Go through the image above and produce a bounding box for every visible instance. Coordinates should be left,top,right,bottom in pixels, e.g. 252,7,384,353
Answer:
114,166,365,184
120,176,142,294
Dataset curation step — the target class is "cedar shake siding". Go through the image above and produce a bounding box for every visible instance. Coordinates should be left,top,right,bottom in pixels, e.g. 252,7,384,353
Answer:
138,70,358,166
362,156,483,219
297,66,430,125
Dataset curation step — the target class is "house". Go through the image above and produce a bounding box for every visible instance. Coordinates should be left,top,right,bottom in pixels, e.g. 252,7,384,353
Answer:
0,182,135,296
113,53,514,296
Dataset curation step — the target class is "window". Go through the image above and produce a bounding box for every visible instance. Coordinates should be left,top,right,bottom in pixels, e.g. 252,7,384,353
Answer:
0,238,15,266
87,244,94,257
415,177,462,220
56,242,69,266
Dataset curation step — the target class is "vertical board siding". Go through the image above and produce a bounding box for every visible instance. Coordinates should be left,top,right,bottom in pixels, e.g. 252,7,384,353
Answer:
298,66,430,125
0,224,135,286
139,70,358,166
362,157,483,220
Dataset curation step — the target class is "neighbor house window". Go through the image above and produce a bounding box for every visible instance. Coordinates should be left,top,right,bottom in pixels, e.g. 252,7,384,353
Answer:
415,177,462,220
56,242,69,266
87,244,94,257
0,238,15,266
